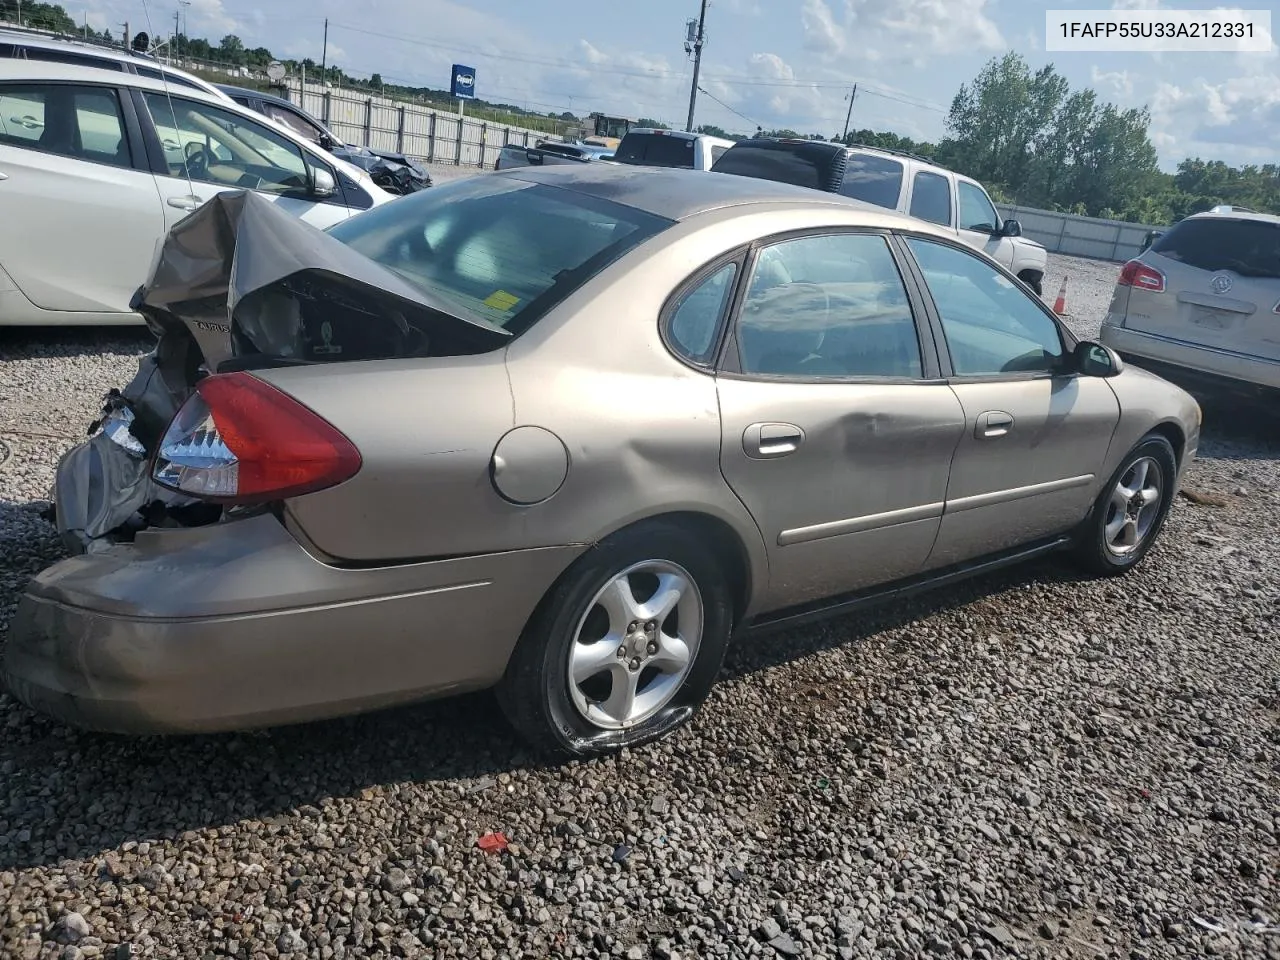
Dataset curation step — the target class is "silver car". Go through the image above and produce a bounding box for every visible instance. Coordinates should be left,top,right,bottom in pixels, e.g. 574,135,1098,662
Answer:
1100,207,1280,402
2,166,1201,759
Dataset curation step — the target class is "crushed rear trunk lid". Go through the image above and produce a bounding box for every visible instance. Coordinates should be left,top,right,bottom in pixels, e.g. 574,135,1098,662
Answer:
134,189,510,373
56,190,511,552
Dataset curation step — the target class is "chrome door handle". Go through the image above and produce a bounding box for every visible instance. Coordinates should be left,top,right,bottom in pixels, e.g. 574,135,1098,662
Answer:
743,422,805,459
167,195,202,211
975,410,1014,439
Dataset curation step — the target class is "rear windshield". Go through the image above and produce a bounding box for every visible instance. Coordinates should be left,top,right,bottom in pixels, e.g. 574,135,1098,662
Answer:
711,142,829,191
613,133,696,168
840,152,905,209
1152,217,1280,279
326,176,673,334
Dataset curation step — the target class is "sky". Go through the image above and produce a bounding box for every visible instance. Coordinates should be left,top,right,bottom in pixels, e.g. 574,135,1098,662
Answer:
75,0,1279,171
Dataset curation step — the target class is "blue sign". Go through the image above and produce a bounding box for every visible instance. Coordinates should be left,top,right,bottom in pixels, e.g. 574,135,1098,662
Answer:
450,64,477,100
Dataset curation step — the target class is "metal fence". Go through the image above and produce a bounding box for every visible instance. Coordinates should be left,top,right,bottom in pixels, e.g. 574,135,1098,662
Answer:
283,79,548,169
996,204,1160,263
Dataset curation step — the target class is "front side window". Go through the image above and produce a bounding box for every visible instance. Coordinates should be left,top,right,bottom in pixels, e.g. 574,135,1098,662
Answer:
838,152,904,209
143,92,309,193
667,261,738,365
327,176,673,333
957,180,999,233
907,237,1063,376
0,83,130,168
735,232,922,379
909,170,952,226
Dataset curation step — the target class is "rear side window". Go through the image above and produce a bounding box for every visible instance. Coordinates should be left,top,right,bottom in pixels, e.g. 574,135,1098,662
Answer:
711,144,729,164
712,143,826,190
838,152,904,209
0,83,130,167
909,171,952,226
1152,218,1280,278
13,46,124,70
328,176,674,334
614,133,696,168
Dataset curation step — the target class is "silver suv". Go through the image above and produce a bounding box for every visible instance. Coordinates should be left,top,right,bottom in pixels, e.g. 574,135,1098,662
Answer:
1100,207,1280,403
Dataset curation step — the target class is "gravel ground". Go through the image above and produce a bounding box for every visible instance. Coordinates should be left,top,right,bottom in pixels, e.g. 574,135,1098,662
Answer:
1,253,1278,960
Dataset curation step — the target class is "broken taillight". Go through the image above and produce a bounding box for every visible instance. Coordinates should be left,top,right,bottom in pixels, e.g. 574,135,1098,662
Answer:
1117,259,1166,293
151,372,361,504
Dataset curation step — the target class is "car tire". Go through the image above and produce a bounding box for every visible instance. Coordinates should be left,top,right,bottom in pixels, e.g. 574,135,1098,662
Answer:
1072,433,1177,577
496,521,734,760
1018,270,1043,296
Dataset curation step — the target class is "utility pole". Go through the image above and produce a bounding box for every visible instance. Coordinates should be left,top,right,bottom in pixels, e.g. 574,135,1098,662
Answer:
121,20,130,50
684,0,708,133
173,9,179,59
320,18,329,83
841,83,857,143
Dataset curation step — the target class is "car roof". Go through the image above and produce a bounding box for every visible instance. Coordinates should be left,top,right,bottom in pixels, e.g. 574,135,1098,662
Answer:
494,162,954,234
1182,208,1280,226
0,29,227,95
626,128,735,147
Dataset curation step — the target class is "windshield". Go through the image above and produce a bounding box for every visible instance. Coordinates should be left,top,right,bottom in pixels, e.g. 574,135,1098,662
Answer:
614,133,696,168
1151,217,1280,279
327,176,674,333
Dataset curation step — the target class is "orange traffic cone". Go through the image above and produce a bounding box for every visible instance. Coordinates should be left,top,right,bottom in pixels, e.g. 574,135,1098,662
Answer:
1052,276,1069,315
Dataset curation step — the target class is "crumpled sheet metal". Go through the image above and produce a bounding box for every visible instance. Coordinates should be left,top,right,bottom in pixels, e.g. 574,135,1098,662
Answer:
134,189,506,370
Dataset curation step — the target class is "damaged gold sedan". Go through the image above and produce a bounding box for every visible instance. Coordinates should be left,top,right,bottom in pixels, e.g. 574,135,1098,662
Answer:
2,165,1201,758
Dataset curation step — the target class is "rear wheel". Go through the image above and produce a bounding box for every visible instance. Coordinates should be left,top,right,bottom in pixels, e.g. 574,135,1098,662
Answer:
497,521,734,759
1072,433,1177,576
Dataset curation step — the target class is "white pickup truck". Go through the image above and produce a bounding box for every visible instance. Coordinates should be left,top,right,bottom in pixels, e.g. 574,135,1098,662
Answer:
712,139,1050,295
611,129,736,172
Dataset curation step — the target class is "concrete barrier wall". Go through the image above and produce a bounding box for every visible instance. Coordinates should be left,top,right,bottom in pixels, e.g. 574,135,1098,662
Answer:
285,80,551,169
997,204,1160,263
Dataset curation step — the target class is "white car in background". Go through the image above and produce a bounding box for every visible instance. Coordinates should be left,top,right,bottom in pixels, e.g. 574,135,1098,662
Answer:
0,60,394,326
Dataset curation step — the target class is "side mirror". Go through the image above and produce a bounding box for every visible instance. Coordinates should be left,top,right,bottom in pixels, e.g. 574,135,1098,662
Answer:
1001,218,1023,238
1142,229,1163,251
318,132,334,152
310,166,337,198
1074,340,1124,378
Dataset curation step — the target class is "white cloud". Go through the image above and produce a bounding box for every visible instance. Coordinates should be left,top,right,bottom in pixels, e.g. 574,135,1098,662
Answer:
842,0,1004,60
802,0,845,57
1147,70,1280,162
1090,65,1135,99
1111,0,1160,9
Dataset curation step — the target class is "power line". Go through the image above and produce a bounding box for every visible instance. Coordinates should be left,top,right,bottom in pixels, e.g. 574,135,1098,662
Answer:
696,85,759,130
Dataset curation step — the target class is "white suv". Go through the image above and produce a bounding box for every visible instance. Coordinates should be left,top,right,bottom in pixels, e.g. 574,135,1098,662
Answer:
0,27,231,101
713,139,1050,295
0,60,394,326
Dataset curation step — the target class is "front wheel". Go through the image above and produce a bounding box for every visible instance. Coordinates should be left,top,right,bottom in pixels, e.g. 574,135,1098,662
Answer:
1072,433,1177,576
1018,270,1044,296
496,521,734,759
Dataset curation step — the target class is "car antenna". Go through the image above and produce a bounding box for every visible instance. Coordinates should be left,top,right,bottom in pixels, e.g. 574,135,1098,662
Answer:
138,0,199,205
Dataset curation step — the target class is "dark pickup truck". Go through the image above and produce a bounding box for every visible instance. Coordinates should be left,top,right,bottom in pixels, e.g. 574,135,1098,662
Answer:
495,140,615,171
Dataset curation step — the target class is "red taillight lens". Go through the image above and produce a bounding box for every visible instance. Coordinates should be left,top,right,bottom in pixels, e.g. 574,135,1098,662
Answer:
152,372,361,504
1118,259,1166,293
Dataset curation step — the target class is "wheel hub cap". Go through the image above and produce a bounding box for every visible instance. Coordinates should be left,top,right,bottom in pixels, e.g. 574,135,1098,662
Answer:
567,560,704,731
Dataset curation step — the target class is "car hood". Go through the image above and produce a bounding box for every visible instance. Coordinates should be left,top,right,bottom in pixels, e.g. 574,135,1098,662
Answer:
134,190,509,374
1012,236,1045,252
